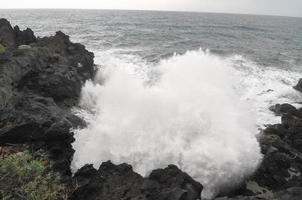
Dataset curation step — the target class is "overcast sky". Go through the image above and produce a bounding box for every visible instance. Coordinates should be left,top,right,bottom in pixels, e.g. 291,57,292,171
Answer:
1,0,301,17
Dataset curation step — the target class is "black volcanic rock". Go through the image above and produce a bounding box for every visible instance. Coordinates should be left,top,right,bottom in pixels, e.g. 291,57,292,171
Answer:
294,78,302,93
0,18,95,176
14,25,36,45
70,161,203,200
223,80,302,199
0,18,16,47
148,165,203,200
269,103,299,117
0,18,37,48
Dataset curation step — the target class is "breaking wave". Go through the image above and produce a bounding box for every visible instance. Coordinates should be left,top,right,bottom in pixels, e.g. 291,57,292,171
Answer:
71,49,302,198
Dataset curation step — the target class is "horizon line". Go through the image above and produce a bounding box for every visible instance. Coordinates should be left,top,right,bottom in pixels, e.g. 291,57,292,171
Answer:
0,8,301,19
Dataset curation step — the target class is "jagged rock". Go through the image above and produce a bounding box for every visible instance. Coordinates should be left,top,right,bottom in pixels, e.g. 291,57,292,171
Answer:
69,165,104,200
236,114,302,196
148,165,202,200
223,79,302,199
253,100,302,192
0,19,37,48
0,18,15,47
70,161,203,200
294,79,302,93
14,25,36,45
269,103,299,116
0,18,95,176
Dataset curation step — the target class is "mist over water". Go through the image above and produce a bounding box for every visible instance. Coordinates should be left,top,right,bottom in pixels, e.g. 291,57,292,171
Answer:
72,50,264,198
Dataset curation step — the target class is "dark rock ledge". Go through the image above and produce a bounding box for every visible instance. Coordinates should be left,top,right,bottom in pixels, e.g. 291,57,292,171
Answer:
1,19,302,200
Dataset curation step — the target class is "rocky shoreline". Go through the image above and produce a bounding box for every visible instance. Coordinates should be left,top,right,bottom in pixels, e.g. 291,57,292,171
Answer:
1,19,302,200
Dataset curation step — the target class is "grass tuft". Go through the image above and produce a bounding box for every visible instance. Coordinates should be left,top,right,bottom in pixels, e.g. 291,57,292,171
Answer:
0,43,5,54
0,148,67,200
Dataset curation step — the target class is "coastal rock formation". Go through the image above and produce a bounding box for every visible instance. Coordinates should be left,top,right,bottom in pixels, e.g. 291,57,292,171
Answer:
218,88,302,199
249,101,302,194
69,161,203,200
0,18,95,176
2,18,302,200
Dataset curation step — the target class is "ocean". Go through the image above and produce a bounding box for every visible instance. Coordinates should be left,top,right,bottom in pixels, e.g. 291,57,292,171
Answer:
1,9,302,198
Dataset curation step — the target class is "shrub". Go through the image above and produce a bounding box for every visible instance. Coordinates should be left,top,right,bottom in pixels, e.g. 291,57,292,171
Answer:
0,43,5,54
0,149,66,200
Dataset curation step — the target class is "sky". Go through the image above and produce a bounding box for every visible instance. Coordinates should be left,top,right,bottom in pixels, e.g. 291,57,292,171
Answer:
0,0,301,17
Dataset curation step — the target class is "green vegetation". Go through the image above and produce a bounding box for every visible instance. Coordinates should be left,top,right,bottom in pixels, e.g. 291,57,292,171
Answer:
0,43,5,54
18,45,31,50
0,148,66,200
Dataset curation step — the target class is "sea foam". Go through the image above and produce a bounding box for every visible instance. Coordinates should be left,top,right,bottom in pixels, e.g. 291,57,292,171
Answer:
72,50,267,198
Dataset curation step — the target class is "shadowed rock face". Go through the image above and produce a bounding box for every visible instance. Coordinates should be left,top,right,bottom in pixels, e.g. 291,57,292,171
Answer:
0,18,95,176
70,161,203,200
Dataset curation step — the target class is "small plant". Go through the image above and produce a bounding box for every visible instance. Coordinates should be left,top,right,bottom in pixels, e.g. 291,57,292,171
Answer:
0,148,66,200
18,44,31,50
0,43,5,54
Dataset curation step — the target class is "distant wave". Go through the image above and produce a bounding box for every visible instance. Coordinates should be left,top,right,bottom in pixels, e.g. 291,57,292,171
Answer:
234,25,267,32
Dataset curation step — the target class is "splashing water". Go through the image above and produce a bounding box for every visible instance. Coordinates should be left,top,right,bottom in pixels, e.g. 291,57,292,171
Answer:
72,49,302,198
